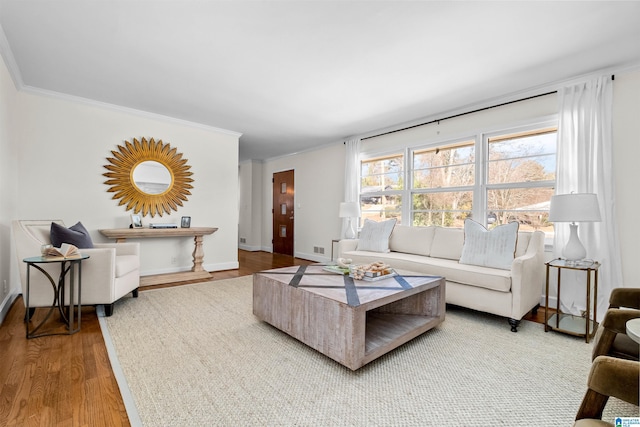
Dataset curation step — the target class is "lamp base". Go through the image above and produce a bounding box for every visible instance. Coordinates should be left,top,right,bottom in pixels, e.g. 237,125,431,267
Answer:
562,223,587,261
345,219,356,239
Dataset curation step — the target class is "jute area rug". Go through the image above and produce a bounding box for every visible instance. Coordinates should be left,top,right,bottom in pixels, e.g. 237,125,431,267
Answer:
100,276,636,427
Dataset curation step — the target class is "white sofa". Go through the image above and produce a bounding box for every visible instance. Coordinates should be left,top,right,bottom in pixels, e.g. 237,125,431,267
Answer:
338,224,546,332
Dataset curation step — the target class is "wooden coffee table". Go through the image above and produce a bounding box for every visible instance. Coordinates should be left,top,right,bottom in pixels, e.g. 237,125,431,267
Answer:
253,265,445,370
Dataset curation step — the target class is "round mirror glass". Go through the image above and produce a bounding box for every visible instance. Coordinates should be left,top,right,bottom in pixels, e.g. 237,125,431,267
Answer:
132,160,172,194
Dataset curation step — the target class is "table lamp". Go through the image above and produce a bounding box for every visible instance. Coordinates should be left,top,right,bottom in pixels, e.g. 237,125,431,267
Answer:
549,193,601,262
339,202,360,239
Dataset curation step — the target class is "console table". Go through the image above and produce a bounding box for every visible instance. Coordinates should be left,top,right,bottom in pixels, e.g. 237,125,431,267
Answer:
99,227,218,286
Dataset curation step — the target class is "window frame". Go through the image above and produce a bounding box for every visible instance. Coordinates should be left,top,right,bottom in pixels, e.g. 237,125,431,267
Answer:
358,151,405,225
358,117,558,239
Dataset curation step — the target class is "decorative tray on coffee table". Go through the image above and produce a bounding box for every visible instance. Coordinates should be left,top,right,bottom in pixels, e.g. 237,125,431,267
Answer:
350,270,397,281
348,262,397,281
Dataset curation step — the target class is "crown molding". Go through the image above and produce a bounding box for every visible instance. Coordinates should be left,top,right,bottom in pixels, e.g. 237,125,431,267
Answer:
0,23,23,89
19,84,243,137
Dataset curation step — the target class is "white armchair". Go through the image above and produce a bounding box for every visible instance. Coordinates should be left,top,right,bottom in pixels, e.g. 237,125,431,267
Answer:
12,220,140,316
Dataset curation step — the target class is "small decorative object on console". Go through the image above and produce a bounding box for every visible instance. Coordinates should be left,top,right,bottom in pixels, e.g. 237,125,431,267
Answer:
131,214,143,228
149,223,178,229
181,216,191,228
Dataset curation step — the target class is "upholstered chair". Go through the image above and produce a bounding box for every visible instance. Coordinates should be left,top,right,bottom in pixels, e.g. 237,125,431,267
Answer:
592,288,640,361
12,220,140,316
573,355,639,426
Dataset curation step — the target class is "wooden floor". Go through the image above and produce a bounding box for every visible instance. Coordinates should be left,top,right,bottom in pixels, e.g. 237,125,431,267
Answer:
0,250,547,427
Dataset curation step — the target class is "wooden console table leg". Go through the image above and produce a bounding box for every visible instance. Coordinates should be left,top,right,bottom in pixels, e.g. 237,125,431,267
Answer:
192,235,205,272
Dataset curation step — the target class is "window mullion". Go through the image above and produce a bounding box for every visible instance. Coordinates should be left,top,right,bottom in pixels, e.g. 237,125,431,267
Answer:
475,133,487,225
403,146,411,225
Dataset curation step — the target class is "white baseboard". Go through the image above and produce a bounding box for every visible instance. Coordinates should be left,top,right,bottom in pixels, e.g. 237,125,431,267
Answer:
141,261,240,277
0,292,18,326
238,243,262,252
204,261,239,271
294,251,328,263
541,295,557,309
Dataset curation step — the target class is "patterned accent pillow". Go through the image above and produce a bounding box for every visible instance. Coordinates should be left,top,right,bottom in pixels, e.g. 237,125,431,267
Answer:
459,219,518,270
50,221,94,248
356,218,397,253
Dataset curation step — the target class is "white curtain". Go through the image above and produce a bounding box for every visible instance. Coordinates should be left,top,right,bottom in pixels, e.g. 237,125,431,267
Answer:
555,75,622,321
342,138,361,238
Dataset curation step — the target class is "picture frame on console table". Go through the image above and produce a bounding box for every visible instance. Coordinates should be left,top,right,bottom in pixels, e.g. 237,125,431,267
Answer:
130,214,143,228
181,216,191,228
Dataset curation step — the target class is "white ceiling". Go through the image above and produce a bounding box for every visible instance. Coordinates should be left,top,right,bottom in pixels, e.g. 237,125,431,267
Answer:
1,1,639,161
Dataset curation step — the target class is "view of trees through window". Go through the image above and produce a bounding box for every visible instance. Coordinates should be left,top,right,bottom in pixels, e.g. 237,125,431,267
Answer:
486,128,556,233
412,140,475,227
360,154,404,224
359,125,557,235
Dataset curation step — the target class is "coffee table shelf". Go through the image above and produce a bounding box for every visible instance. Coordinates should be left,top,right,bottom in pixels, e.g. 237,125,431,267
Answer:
365,313,440,360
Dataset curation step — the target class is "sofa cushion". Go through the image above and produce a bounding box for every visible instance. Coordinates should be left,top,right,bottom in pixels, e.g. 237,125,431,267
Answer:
340,249,512,292
356,218,397,253
459,219,518,270
430,226,465,260
50,221,94,248
389,225,434,256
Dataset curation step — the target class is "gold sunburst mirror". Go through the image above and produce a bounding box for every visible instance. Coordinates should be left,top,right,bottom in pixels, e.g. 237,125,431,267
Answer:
103,137,194,217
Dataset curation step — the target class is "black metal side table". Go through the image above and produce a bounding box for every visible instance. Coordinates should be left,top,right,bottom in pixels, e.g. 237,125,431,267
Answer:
22,254,89,339
544,258,600,343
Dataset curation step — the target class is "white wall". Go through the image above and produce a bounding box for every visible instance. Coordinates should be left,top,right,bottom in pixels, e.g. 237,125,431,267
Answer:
361,94,557,154
11,91,240,279
612,71,640,289
260,144,345,262
0,48,19,321
238,160,263,251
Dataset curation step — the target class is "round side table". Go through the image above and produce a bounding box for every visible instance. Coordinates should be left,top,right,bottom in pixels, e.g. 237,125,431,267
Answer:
626,318,640,344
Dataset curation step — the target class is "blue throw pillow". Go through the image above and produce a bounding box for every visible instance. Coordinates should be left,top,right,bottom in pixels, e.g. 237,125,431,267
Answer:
50,221,94,248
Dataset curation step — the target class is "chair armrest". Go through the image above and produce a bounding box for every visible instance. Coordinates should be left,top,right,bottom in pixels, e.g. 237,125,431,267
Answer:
510,236,545,319
588,356,639,405
601,308,640,334
609,287,640,309
575,355,640,421
94,242,140,257
337,239,359,258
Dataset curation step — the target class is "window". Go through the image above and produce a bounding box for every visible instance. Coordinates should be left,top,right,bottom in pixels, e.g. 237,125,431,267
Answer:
359,121,557,241
412,140,475,227
360,153,403,224
486,128,556,233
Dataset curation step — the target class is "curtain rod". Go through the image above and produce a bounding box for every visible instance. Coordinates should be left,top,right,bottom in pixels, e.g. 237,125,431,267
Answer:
346,74,615,143
359,91,557,141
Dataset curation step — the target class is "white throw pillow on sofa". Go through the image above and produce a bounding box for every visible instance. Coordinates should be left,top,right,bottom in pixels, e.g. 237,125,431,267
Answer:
356,218,397,253
459,219,519,270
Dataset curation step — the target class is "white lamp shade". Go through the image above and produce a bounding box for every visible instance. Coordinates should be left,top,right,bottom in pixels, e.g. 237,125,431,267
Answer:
339,202,360,218
549,193,601,223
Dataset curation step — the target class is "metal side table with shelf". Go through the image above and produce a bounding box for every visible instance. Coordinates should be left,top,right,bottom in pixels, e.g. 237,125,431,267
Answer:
23,254,89,338
544,258,600,343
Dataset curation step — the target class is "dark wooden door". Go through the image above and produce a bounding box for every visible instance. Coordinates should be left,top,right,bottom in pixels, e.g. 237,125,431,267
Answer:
272,170,294,256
